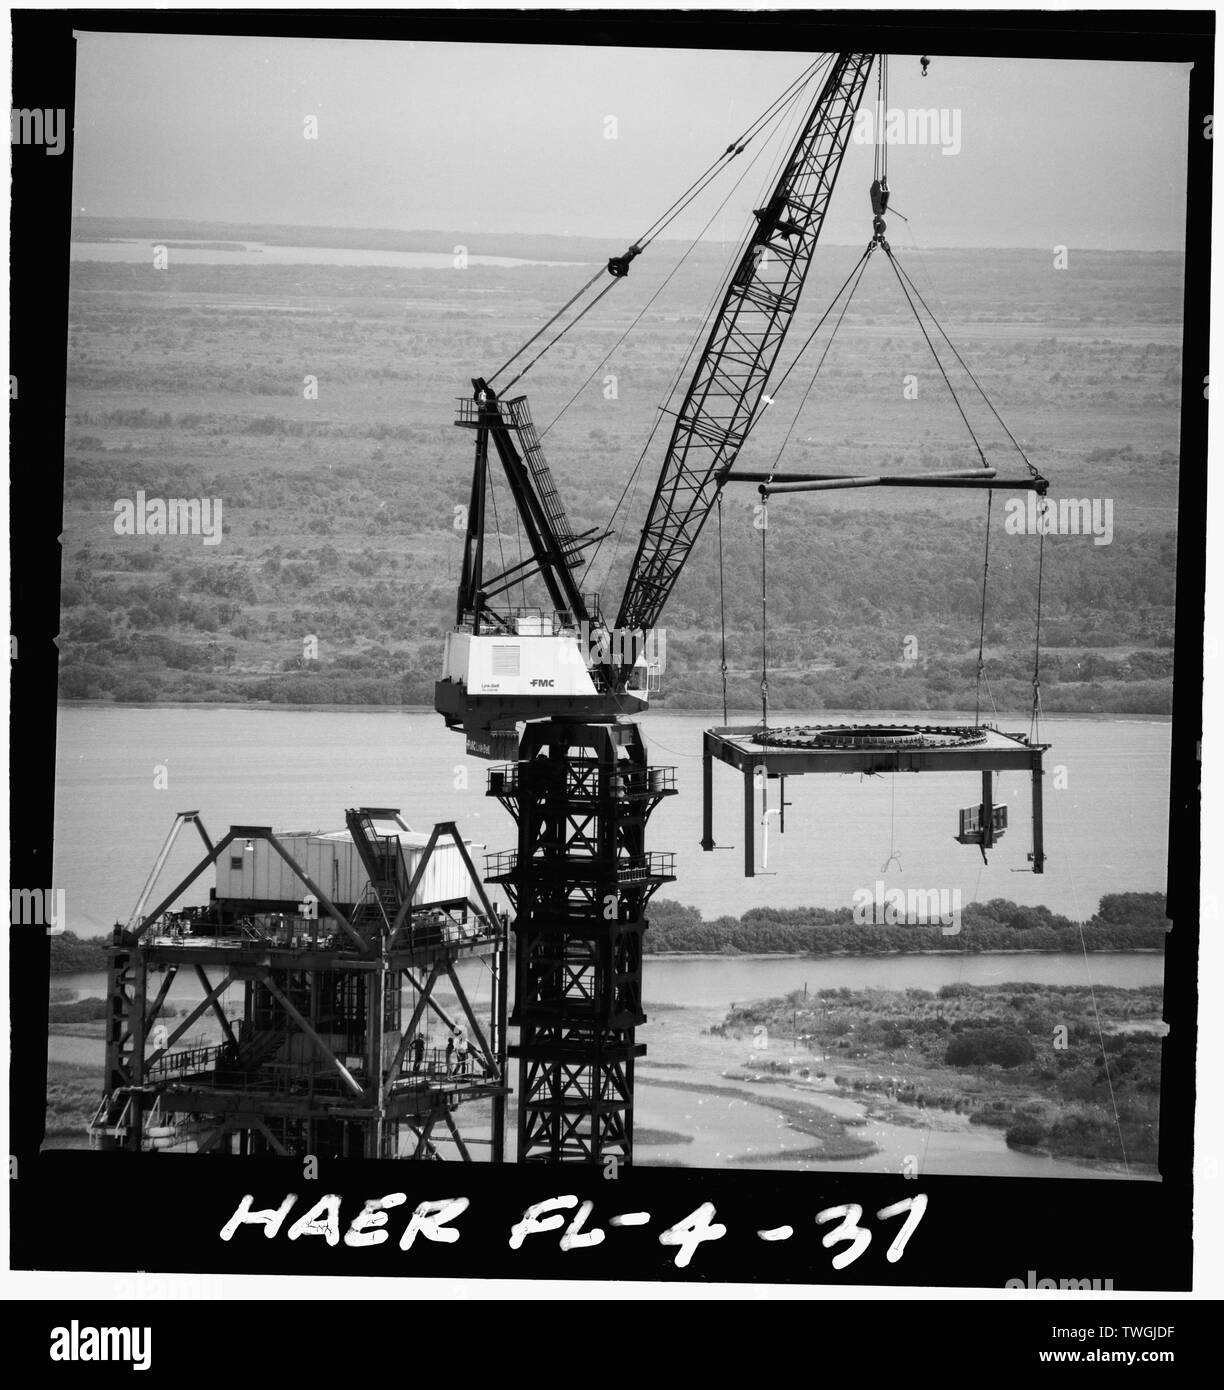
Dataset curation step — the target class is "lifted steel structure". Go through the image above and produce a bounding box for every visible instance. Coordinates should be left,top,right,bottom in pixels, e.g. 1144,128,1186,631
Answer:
702,723,1049,877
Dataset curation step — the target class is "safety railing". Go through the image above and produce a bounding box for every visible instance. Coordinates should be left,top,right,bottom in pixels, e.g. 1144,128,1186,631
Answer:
619,852,676,883
484,849,518,880
145,1043,222,1080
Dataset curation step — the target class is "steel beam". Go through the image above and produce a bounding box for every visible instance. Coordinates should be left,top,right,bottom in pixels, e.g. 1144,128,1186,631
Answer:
1031,762,1046,874
257,829,365,953
134,829,237,941
744,755,756,878
145,970,237,1068
195,965,239,1049
260,972,365,1098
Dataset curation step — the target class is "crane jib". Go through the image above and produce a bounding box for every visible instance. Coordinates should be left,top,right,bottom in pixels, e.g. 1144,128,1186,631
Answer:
613,52,875,652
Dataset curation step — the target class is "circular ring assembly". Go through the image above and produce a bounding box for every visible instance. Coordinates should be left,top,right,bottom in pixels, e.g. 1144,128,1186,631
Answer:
752,723,989,751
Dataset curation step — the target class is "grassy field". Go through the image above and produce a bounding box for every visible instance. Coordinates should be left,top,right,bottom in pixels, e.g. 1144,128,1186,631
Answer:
61,222,1182,713
44,1062,103,1148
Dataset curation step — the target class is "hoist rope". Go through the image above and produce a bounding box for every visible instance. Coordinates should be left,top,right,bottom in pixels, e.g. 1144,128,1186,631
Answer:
717,490,729,724
541,100,794,444
875,243,1047,734
577,81,819,596
1031,513,1047,744
498,278,621,394
634,54,832,248
873,53,889,186
763,242,876,472
486,465,509,599
487,56,830,392
757,498,772,846
974,489,994,726
486,267,607,387
745,242,874,444
888,251,1042,479
883,245,988,467
759,499,770,734
880,774,902,874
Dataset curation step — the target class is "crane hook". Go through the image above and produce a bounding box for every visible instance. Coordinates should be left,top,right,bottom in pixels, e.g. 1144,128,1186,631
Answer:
920,55,931,78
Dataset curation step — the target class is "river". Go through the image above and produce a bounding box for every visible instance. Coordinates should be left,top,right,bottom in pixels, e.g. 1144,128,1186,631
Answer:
49,950,1162,1180
52,705,1170,934
70,240,586,269
48,703,1170,1178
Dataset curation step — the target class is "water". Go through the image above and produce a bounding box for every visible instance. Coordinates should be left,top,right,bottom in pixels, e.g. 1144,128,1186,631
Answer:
636,951,1161,1181
50,951,1161,1178
50,703,1168,1177
51,951,1161,1020
52,705,1171,935
70,240,586,270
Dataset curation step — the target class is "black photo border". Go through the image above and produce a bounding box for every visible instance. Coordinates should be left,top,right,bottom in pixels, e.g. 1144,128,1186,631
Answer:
8,6,1211,1295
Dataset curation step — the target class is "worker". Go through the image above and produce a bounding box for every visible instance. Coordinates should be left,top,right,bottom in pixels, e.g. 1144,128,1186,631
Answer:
411,1034,426,1075
455,1032,469,1077
445,1035,455,1078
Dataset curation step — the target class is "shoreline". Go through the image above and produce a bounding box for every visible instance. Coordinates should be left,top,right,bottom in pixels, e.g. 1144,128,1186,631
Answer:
647,947,1165,961
51,945,1166,980
55,700,1173,724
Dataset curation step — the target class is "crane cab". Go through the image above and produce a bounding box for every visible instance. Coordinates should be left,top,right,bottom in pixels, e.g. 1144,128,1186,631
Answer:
435,608,664,758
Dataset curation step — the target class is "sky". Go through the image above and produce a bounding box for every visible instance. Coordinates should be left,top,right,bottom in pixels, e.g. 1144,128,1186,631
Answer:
70,32,1192,250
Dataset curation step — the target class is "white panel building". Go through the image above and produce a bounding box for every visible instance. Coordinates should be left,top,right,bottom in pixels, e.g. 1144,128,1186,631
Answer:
214,822,479,910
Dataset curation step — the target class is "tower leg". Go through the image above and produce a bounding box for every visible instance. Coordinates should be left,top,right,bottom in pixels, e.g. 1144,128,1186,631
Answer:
498,719,673,1164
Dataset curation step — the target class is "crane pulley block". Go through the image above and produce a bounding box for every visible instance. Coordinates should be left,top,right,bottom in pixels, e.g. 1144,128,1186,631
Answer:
607,244,643,278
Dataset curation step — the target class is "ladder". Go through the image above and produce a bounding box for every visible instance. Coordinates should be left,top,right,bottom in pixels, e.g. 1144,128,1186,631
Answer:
504,396,583,568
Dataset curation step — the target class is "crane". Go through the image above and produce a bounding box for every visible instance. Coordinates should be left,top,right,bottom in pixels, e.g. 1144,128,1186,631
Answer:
438,53,876,750
434,51,1048,1164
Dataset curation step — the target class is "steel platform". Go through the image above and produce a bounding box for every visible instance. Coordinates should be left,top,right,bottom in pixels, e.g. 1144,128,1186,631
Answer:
701,722,1049,877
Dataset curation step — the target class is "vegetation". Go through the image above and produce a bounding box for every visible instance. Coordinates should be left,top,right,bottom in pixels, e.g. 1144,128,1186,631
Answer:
48,931,111,974
44,1062,104,1145
714,980,1163,1167
643,892,1167,955
59,228,1180,713
47,996,112,1024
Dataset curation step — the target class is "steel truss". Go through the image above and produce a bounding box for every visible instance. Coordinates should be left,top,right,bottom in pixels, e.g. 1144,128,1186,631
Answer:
486,720,676,1163
89,812,509,1161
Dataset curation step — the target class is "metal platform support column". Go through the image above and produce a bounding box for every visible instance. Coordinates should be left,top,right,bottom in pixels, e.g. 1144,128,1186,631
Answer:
98,937,147,1151
744,756,757,879
1030,763,1046,873
488,719,675,1165
981,771,995,850
701,734,714,852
